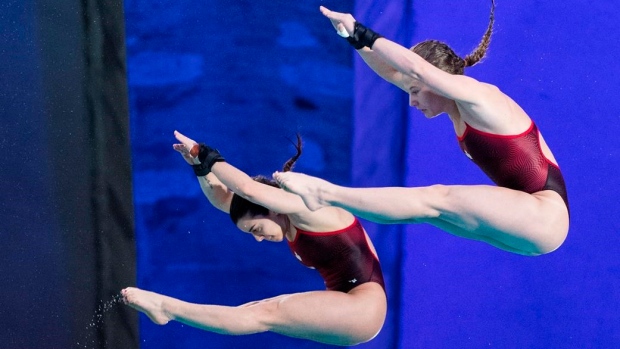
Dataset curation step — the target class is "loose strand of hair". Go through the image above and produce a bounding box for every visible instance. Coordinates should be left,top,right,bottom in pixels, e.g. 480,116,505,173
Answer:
282,133,302,172
464,0,495,67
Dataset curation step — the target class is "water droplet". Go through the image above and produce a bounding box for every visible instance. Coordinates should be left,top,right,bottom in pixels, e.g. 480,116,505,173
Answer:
78,293,124,348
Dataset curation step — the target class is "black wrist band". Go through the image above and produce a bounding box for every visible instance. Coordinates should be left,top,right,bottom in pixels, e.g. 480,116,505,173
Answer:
346,36,365,50
350,22,383,49
192,143,225,176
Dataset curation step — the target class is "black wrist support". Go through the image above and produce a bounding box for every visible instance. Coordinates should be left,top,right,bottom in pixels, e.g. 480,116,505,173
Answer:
192,143,225,176
346,35,365,50
346,22,383,50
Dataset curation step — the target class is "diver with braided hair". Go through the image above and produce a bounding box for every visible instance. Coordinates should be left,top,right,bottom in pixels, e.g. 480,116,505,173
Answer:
122,131,387,346
274,1,569,256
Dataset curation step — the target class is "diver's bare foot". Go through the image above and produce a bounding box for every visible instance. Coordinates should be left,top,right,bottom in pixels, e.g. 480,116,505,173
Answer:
272,172,332,211
121,287,172,325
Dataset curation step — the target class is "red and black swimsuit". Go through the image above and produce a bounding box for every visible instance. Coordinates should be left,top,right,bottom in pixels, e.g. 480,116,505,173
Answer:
457,121,569,209
288,219,385,293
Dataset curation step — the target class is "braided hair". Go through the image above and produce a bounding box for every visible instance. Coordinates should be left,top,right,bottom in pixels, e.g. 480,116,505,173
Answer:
411,0,495,75
229,134,302,224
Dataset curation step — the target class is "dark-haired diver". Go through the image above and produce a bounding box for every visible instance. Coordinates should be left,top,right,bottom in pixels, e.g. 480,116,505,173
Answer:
122,131,387,346
274,2,569,256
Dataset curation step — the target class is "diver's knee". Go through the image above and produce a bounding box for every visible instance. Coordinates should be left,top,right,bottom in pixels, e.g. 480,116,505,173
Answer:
529,228,569,256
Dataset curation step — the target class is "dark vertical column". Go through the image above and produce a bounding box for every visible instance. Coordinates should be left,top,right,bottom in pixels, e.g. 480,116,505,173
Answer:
36,0,138,347
80,0,138,347
351,0,413,348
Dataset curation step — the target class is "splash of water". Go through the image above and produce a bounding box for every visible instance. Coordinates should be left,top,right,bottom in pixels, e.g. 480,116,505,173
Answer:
76,293,124,348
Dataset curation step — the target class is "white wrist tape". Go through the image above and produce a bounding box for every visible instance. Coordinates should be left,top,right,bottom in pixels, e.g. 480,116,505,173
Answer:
336,27,350,38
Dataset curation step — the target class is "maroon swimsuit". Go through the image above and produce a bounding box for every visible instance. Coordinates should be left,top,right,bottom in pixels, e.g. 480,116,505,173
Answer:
288,219,385,293
457,121,569,209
